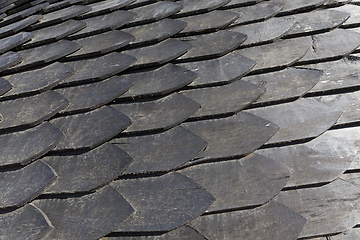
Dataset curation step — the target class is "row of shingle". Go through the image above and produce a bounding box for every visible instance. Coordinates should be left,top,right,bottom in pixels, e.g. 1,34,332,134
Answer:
0,1,298,239
2,0,360,239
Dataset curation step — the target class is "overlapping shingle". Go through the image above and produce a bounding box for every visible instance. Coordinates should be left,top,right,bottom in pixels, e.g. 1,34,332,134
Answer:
59,52,136,86
0,204,53,240
176,10,239,36
179,53,256,87
33,186,134,240
229,2,284,26
1,0,360,239
111,172,215,232
1,62,74,98
181,112,279,163
0,122,64,167
275,179,360,238
124,1,182,27
27,5,91,30
0,32,32,53
20,19,85,49
112,93,200,134
283,10,350,38
119,63,197,99
50,106,131,151
4,40,80,73
174,30,247,62
56,75,131,114
123,38,191,69
230,17,296,46
181,80,265,119
111,126,207,174
43,143,133,193
190,201,307,240
235,38,310,73
67,10,137,40
246,98,341,144
0,160,56,208
179,154,290,212
0,91,68,132
63,30,135,60
123,19,186,47
243,67,322,104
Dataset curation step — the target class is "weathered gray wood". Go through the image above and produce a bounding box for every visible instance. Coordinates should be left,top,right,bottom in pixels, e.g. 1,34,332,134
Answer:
56,76,131,114
0,32,32,54
67,10,137,40
27,5,91,30
43,143,132,194
176,10,239,36
125,1,182,27
2,62,74,98
0,204,53,240
0,51,22,73
257,127,354,187
296,29,360,65
190,201,307,240
181,80,265,119
0,15,42,39
181,112,279,163
242,67,322,104
0,78,11,96
123,19,186,48
111,172,215,232
50,106,131,151
235,38,310,73
180,153,290,212
20,20,86,49
246,98,341,144
33,186,134,240
284,10,350,38
111,126,207,174
175,30,247,62
301,57,360,93
334,4,360,27
0,91,68,132
123,39,191,70
77,0,135,19
229,2,284,26
310,91,360,126
119,64,197,100
63,31,135,60
231,17,295,47
0,160,56,208
275,0,327,15
111,93,200,134
179,53,256,87
0,122,64,167
59,52,136,86
174,0,230,18
5,40,80,74
101,226,206,240
274,179,360,238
